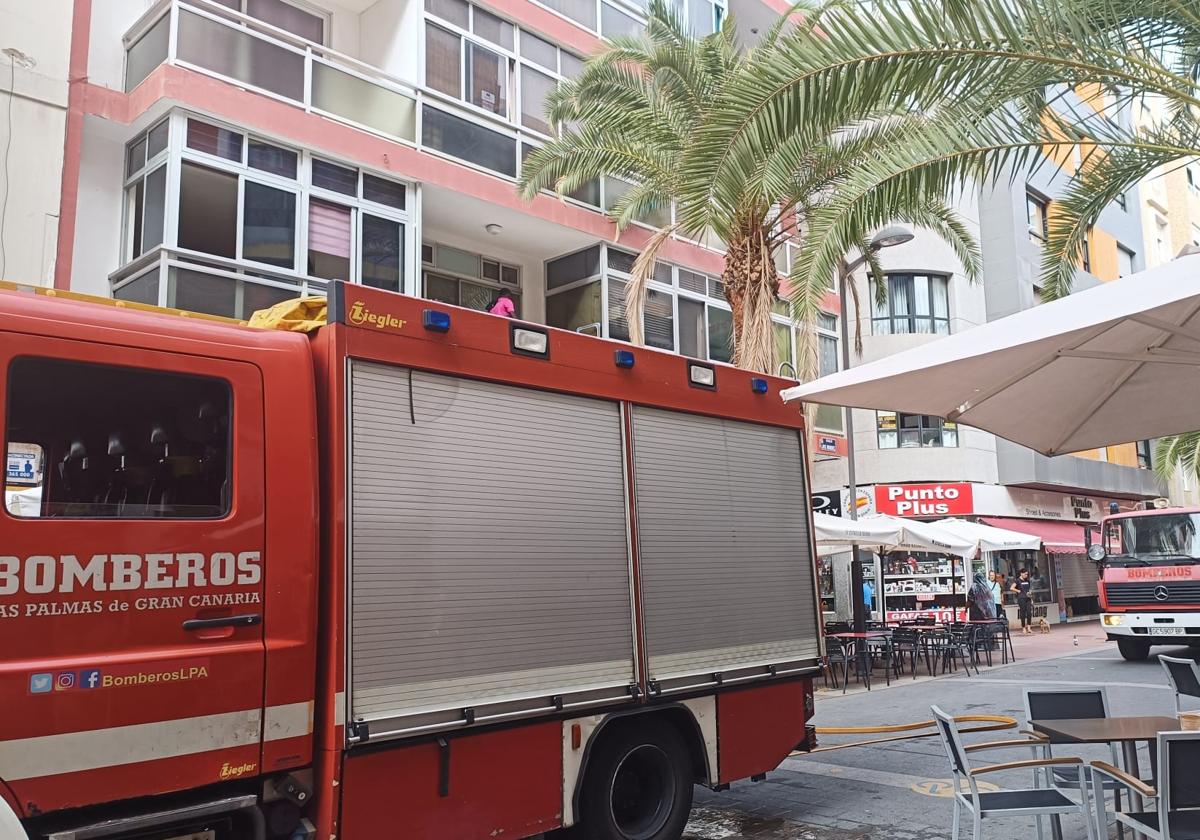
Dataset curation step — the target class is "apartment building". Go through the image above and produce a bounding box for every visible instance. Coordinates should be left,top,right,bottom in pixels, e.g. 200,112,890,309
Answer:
0,2,72,286
1133,94,1200,507
4,0,853,456
812,86,1165,625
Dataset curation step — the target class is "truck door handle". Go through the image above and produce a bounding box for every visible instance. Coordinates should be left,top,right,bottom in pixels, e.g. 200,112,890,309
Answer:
182,613,262,631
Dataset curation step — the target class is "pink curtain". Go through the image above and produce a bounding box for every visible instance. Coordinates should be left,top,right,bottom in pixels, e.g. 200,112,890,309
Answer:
309,200,351,259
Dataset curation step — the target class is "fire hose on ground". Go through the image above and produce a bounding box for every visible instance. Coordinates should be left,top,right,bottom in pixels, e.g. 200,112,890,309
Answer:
797,715,1020,754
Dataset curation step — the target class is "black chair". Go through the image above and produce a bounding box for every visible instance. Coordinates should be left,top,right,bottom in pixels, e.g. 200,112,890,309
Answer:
933,626,978,675
891,627,927,678
1025,688,1126,840
866,633,898,686
1090,731,1200,840
825,620,852,635
931,705,1096,840
1160,656,1200,715
823,637,855,693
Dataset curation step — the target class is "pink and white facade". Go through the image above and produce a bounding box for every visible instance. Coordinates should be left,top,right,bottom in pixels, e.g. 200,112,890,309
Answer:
37,0,844,440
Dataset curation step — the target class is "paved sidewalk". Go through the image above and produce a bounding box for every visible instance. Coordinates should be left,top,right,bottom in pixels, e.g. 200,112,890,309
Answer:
816,620,1110,697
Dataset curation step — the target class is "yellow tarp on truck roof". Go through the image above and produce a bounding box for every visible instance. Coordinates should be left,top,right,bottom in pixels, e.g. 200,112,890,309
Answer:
247,297,328,333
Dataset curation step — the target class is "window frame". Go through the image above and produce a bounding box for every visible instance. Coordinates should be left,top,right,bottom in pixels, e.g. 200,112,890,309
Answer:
1026,189,1049,243
116,111,417,308
872,273,951,335
1117,244,1137,278
422,241,522,313
221,0,331,46
4,353,238,522
876,411,959,449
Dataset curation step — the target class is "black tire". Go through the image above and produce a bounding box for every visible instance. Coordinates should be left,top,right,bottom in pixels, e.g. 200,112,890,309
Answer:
573,720,695,840
1117,638,1151,661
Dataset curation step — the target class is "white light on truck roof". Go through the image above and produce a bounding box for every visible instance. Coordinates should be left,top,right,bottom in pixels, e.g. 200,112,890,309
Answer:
688,363,716,388
512,327,549,357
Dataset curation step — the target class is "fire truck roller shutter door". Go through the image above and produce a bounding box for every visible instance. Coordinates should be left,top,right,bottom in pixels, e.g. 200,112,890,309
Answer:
346,362,637,736
630,407,821,687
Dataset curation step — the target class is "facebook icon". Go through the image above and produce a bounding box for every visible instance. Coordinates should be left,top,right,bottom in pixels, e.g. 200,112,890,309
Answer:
80,669,102,689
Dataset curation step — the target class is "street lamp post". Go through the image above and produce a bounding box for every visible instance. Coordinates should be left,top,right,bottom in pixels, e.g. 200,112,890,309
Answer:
837,227,914,634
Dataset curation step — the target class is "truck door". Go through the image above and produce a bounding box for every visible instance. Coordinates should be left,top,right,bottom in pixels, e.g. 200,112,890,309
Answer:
0,337,267,813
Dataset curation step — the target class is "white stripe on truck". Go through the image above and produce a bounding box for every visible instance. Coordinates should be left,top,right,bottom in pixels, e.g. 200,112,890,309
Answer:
0,702,311,782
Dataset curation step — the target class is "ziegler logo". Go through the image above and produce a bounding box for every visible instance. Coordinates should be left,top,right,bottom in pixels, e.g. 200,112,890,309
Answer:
348,301,407,331
220,761,257,780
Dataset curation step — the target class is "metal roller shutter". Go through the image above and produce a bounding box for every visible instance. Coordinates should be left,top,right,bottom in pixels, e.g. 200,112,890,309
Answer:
631,406,821,686
347,362,636,735
1056,552,1099,599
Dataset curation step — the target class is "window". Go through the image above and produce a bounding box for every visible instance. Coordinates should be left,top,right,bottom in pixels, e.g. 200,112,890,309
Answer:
600,2,641,37
361,215,403,292
424,2,584,142
308,199,352,280
122,121,170,262
6,358,231,519
873,274,950,335
1026,190,1049,243
815,313,843,432
1081,228,1092,273
214,0,328,43
423,242,521,313
1115,191,1127,211
1117,245,1136,277
877,411,958,448
422,106,517,177
1137,439,1153,470
120,113,412,302
1189,167,1198,195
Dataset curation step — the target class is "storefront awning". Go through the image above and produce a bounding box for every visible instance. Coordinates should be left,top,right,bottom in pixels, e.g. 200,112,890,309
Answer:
978,517,1087,554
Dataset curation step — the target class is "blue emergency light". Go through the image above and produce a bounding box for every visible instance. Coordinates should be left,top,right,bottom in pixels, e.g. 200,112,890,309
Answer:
614,349,635,368
422,309,451,332
750,378,769,394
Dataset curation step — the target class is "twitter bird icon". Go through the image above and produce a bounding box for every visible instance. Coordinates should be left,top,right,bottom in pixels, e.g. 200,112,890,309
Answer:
29,673,53,694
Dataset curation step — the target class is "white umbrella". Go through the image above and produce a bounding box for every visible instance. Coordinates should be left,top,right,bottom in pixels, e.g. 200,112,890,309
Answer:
781,255,1200,455
811,512,977,556
930,517,1042,553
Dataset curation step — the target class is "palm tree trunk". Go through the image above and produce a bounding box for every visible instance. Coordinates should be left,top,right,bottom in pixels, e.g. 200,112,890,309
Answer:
724,223,778,374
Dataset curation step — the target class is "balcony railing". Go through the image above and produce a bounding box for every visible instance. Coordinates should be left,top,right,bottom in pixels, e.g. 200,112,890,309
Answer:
110,246,329,321
123,0,560,184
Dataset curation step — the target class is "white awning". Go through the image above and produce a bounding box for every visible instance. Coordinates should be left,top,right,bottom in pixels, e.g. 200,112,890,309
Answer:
930,517,1042,553
781,255,1200,455
811,512,978,556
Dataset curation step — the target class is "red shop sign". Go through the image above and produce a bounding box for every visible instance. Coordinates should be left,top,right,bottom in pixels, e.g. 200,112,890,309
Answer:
886,608,968,624
875,483,974,517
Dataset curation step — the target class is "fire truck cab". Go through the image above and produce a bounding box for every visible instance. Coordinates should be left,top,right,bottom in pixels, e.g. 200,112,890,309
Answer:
1090,506,1200,661
0,282,822,840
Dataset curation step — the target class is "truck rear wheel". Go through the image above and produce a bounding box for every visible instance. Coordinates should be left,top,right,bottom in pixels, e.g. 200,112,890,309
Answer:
575,721,694,840
1118,638,1151,661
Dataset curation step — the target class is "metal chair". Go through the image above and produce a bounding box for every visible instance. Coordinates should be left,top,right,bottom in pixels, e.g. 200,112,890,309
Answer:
931,705,1096,840
1090,731,1200,840
1024,688,1126,840
1159,655,1200,715
823,636,855,693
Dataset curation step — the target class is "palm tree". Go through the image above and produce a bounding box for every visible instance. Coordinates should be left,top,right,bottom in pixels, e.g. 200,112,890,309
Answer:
689,0,1199,471
518,0,979,374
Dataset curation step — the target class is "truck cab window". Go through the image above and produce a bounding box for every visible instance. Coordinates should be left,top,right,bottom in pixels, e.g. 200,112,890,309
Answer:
5,358,231,519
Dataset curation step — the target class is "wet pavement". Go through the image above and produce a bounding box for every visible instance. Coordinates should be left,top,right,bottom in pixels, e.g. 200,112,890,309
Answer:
682,624,1193,839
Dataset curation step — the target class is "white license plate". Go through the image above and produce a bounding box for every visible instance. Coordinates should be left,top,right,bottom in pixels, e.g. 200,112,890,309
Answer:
1149,627,1186,636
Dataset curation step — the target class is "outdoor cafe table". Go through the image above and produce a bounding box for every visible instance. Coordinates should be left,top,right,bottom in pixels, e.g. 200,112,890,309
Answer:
1031,715,1181,825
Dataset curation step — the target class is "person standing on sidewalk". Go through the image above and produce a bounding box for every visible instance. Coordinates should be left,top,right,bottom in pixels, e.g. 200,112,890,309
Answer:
968,572,996,621
1010,568,1034,635
987,570,1004,623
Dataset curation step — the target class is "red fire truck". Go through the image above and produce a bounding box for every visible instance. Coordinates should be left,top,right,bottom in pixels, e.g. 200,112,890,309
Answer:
1089,506,1200,661
0,280,822,840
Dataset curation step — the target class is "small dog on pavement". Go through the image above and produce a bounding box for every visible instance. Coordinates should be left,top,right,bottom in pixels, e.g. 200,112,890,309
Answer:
1036,617,1051,634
